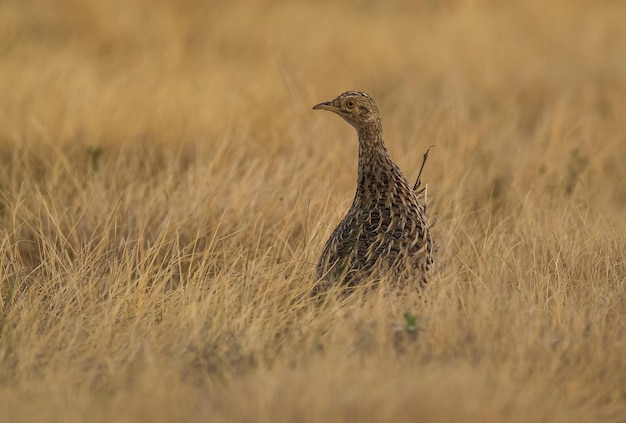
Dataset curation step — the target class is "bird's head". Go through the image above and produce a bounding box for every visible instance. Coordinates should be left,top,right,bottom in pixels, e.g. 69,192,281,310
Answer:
313,91,381,131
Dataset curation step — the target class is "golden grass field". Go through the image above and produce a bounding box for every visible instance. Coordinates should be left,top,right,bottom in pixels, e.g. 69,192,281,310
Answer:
1,0,625,421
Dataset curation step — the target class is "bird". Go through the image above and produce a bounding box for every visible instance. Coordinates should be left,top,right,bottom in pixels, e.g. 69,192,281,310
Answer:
312,91,435,290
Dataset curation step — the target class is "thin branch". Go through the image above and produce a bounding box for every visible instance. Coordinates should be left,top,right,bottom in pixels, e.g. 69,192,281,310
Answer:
413,145,434,192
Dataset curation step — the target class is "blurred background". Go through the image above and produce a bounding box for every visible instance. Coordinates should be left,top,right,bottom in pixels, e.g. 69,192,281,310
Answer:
1,0,624,228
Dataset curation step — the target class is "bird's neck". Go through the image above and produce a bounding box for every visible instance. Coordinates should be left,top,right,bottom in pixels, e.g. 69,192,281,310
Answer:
356,120,386,158
355,123,397,201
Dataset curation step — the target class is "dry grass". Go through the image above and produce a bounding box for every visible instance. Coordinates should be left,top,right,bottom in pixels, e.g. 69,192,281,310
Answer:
1,0,625,421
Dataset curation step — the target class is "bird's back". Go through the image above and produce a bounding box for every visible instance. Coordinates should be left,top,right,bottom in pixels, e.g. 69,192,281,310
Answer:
316,151,434,288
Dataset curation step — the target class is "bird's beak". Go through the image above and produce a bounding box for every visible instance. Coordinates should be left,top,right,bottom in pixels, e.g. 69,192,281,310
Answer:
312,101,337,111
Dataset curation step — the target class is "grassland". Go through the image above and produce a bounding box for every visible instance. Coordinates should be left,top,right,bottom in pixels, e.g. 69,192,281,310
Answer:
1,0,625,421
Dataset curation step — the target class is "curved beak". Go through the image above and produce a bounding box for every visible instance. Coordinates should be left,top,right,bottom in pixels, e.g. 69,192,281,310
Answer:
312,101,337,111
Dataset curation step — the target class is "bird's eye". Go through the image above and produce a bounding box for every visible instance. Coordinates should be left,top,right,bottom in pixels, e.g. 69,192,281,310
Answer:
346,100,355,108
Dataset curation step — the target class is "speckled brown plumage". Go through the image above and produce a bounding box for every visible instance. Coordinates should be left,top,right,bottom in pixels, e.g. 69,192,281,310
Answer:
313,91,435,289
